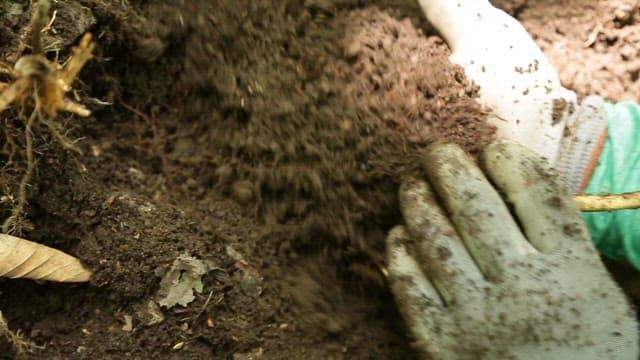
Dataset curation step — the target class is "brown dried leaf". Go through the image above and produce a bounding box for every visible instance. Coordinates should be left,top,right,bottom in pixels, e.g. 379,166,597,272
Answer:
0,233,92,282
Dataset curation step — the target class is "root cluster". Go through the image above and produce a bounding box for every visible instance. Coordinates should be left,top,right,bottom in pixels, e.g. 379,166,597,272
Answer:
0,0,94,235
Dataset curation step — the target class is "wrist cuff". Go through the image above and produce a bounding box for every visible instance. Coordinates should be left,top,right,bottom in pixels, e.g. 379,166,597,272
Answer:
556,96,608,194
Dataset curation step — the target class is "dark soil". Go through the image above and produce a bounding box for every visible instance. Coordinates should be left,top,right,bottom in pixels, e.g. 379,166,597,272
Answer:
0,0,638,359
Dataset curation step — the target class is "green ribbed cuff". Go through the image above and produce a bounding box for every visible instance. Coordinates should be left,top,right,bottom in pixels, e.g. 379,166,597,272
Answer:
583,102,640,269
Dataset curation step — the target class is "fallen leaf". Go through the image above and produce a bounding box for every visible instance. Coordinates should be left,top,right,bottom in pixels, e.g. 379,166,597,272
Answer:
0,234,92,282
156,254,218,309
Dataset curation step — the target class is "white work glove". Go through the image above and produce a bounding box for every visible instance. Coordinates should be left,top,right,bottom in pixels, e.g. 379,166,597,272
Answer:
387,141,638,359
417,0,607,193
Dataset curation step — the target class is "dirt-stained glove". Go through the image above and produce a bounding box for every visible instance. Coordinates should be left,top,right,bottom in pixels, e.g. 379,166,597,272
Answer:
386,141,638,359
417,0,606,193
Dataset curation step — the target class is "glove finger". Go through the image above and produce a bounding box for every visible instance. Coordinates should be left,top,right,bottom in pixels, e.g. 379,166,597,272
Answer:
386,225,450,358
387,226,444,307
399,178,485,304
422,143,536,280
482,140,596,255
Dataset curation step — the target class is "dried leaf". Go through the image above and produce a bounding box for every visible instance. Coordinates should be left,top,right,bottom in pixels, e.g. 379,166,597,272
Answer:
156,254,217,309
0,233,92,282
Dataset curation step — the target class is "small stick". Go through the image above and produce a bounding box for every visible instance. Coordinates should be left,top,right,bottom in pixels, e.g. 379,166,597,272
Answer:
575,191,640,212
40,10,57,34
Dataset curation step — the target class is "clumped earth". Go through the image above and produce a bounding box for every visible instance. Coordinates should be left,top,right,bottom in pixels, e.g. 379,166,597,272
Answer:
0,0,638,359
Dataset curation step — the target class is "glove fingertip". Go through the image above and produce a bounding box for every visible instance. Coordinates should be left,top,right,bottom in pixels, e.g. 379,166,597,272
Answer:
386,226,444,308
482,140,590,254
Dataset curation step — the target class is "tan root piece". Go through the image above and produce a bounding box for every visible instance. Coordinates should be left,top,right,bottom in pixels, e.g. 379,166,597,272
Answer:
0,233,92,282
575,191,640,212
0,32,95,118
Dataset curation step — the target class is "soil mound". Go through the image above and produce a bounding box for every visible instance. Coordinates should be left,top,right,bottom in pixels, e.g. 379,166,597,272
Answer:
174,5,494,260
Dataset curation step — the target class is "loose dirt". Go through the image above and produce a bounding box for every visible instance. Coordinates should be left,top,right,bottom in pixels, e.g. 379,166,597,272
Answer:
0,0,638,359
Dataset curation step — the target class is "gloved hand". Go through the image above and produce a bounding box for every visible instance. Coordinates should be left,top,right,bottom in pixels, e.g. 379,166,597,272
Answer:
416,0,607,193
386,141,638,359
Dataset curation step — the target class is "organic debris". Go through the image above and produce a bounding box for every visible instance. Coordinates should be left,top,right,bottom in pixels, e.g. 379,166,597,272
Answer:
157,254,219,309
0,0,95,235
0,233,92,282
135,300,166,326
575,191,640,211
226,245,263,297
0,310,35,356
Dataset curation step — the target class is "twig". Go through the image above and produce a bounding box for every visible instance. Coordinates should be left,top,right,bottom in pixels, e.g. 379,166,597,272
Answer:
575,191,640,212
40,10,57,34
194,291,214,322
